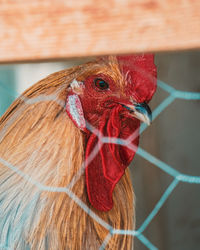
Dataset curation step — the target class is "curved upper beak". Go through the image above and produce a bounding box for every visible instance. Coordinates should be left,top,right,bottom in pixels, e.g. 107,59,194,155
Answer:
122,102,152,125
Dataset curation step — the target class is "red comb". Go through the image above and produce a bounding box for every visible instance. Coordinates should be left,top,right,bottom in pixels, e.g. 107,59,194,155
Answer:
117,54,157,103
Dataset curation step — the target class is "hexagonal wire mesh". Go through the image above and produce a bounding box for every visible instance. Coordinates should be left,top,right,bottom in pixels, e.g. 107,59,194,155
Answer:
0,52,200,250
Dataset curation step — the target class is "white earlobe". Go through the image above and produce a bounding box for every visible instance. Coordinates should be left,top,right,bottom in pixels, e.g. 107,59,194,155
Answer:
66,94,86,131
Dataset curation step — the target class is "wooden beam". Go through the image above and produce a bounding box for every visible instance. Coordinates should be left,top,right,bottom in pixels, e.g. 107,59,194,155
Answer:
0,0,200,63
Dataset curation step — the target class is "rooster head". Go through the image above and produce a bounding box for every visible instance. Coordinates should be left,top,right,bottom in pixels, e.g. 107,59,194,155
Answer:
66,54,157,211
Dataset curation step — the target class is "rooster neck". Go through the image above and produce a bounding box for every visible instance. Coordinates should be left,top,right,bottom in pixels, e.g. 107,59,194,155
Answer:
32,115,135,250
0,75,135,250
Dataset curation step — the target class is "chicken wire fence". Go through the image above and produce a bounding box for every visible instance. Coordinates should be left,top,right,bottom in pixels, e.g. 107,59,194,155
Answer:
0,68,200,250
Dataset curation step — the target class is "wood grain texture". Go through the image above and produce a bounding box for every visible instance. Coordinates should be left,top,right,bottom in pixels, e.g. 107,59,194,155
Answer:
0,0,200,63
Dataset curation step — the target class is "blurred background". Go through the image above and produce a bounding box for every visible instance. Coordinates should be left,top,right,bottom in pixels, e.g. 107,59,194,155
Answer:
0,51,200,250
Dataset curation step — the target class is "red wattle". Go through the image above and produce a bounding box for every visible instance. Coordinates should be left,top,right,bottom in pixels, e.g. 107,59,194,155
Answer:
85,105,140,211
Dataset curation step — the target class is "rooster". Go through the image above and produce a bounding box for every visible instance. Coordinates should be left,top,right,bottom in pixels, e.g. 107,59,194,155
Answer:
0,55,156,250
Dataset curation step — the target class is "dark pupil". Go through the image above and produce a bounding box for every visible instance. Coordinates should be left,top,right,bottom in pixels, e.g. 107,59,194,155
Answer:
95,78,109,90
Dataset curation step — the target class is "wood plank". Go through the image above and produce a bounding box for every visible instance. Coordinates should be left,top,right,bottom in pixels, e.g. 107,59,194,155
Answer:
0,0,200,63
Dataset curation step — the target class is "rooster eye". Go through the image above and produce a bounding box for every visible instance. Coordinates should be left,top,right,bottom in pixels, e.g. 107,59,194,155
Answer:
94,78,109,90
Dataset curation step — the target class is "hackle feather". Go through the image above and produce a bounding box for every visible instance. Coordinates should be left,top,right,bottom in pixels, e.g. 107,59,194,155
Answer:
0,59,135,249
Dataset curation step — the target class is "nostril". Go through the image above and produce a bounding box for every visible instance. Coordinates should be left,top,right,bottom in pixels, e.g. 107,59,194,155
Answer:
121,104,134,113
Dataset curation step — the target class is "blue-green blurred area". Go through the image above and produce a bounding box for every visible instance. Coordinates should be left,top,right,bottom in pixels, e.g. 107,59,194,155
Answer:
0,66,17,116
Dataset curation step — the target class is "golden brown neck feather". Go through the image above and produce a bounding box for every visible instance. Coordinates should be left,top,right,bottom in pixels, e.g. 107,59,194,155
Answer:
0,65,135,250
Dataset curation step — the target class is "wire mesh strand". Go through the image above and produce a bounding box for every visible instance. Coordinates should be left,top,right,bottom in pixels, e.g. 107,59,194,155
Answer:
0,79,200,250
